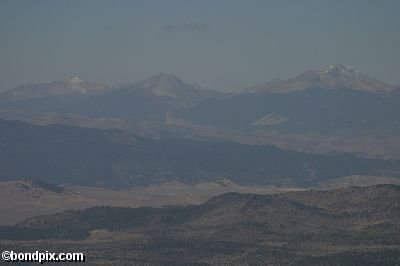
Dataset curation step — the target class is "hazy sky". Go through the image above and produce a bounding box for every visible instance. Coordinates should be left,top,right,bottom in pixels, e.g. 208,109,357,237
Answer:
1,0,399,91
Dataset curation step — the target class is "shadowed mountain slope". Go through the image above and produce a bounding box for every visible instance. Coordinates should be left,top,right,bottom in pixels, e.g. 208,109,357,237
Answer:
1,119,399,187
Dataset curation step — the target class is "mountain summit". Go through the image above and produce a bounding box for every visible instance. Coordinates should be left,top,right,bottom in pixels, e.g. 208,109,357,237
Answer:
245,64,393,94
68,75,86,85
127,73,223,105
140,73,193,97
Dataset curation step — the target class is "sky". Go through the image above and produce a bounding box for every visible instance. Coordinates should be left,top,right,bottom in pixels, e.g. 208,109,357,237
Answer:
0,0,399,91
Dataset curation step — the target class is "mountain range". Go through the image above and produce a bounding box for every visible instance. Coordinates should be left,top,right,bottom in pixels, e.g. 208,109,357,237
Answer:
1,65,400,265
178,65,400,133
1,64,400,187
1,64,395,100
1,65,398,132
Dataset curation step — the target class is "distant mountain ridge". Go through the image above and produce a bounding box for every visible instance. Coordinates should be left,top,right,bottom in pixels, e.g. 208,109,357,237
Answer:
244,64,394,94
0,73,224,105
178,65,400,133
0,73,226,121
1,65,399,141
0,75,108,101
1,65,395,102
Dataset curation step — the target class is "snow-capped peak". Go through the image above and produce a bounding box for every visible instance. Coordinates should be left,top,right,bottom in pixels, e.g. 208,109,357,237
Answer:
316,64,356,75
69,75,86,84
244,64,393,94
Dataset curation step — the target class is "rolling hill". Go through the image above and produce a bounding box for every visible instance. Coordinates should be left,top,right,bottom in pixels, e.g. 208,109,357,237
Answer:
1,185,399,265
